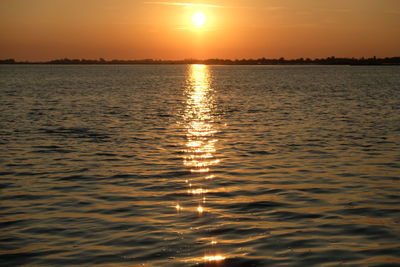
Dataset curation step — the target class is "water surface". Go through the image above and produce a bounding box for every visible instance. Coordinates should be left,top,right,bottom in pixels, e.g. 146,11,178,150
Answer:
1,64,399,266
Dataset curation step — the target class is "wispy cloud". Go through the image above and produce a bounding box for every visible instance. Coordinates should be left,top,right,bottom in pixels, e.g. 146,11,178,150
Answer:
265,6,286,11
144,1,239,9
175,26,221,31
318,8,351,13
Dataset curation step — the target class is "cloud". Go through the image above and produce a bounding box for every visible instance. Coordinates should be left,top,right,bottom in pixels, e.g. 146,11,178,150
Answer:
144,1,239,9
265,6,286,11
319,8,351,13
175,26,221,31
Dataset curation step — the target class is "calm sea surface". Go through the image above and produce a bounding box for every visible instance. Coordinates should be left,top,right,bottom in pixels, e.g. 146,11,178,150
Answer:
0,64,399,266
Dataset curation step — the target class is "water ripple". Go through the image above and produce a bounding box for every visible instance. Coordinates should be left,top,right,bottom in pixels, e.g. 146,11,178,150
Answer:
0,65,399,266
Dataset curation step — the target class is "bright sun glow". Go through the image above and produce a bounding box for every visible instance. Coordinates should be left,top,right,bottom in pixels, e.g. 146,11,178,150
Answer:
192,11,206,27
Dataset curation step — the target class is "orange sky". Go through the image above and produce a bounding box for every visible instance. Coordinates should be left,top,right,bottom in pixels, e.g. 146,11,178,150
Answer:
1,0,399,60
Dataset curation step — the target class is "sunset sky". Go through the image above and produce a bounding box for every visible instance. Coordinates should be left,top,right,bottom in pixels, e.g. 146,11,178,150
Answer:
1,0,399,61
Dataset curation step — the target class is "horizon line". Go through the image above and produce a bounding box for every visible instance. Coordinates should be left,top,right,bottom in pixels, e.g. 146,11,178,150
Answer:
1,56,400,62
1,57,400,66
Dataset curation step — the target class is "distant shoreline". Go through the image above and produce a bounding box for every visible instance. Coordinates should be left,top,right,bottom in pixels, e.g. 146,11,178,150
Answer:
1,57,400,66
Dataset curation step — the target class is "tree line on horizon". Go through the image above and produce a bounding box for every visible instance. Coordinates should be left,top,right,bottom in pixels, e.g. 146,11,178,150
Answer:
1,56,400,65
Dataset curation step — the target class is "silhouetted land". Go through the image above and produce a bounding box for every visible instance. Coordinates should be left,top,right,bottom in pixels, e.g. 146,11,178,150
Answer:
1,57,400,65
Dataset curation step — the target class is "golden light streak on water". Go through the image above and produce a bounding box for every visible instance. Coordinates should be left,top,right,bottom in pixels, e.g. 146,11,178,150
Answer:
184,159,220,168
197,205,204,214
188,188,208,195
203,255,226,261
175,204,182,211
178,64,225,262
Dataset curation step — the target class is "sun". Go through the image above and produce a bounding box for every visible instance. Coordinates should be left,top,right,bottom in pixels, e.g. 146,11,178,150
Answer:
192,11,206,27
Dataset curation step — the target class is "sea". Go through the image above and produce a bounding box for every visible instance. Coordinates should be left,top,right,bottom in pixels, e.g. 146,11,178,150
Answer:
0,64,399,266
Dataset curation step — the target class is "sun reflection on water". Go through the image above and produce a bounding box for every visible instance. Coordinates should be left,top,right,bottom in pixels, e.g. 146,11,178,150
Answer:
197,205,204,214
177,64,225,264
183,64,219,174
188,188,208,195
203,255,226,261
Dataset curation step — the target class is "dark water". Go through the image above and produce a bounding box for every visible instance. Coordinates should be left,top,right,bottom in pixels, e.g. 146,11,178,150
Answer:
0,64,399,266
